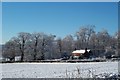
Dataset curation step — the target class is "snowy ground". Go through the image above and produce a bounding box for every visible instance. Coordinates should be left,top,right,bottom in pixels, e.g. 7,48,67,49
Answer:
1,61,119,78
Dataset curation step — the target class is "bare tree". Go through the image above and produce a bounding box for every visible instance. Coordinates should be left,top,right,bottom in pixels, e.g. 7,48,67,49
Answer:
62,35,74,57
76,27,87,49
56,38,63,58
12,32,30,62
37,33,55,60
3,25,118,61
86,25,95,47
28,33,41,60
76,25,95,49
96,29,112,57
44,34,56,59
115,30,120,57
2,40,16,62
26,33,56,60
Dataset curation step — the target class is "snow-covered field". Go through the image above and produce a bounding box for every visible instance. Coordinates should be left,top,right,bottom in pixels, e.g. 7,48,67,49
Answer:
1,61,119,78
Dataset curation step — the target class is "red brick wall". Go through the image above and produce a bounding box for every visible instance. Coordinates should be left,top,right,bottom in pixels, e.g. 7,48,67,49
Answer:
72,53,82,56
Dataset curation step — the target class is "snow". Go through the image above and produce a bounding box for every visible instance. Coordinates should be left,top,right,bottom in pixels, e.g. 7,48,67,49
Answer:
1,61,119,78
72,50,90,54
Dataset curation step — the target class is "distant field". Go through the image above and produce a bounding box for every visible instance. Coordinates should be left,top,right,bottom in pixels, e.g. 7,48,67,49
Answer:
1,61,118,78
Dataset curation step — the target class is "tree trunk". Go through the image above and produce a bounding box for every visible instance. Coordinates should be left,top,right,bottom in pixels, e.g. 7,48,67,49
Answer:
21,51,24,62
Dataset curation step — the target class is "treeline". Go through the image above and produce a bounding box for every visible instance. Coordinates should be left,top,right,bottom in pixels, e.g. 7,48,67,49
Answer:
2,25,120,62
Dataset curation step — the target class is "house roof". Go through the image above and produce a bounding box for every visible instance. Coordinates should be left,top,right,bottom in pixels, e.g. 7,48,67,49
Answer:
72,50,90,54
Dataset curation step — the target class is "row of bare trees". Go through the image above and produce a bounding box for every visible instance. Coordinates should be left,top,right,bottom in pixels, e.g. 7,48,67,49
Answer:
2,25,119,62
